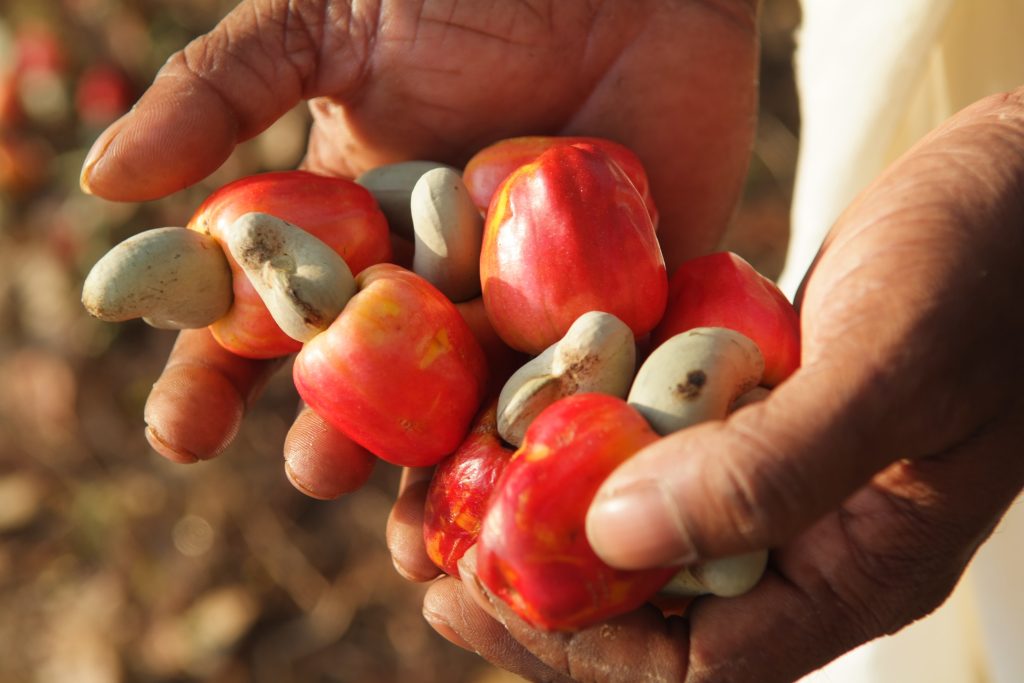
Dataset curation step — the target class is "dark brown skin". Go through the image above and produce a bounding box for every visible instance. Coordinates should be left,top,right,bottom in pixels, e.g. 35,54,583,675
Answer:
85,0,757,476
411,89,1024,682
83,0,1024,680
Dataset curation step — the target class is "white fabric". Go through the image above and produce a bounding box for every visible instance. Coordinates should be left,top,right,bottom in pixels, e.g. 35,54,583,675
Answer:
783,1,1024,681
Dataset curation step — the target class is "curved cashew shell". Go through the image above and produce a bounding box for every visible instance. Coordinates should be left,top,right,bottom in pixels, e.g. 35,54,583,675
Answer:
629,327,769,599
82,226,232,329
497,311,635,446
224,212,356,343
659,550,769,598
628,327,764,436
356,161,458,240
731,385,771,412
410,167,484,302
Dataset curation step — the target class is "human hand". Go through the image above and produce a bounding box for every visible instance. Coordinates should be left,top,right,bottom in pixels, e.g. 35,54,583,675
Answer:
81,0,759,483
411,88,1024,681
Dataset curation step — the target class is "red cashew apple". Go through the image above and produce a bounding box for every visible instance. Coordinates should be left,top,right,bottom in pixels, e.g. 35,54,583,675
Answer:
476,392,678,631
293,263,488,467
480,144,667,355
464,135,659,228
188,170,392,358
652,251,800,386
423,399,515,577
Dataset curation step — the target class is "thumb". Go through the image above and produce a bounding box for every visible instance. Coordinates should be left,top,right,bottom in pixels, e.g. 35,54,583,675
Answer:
586,364,893,570
80,0,373,200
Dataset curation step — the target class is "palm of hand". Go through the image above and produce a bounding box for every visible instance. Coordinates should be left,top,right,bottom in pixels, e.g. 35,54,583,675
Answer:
84,0,758,268
78,0,757,472
652,91,1024,680
745,103,1024,673
428,90,1024,683
298,0,760,266
302,0,641,175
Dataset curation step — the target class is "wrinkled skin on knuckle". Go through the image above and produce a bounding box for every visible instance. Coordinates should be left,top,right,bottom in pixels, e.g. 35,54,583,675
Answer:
164,11,296,137
706,454,771,551
312,0,382,93
698,421,814,554
259,0,326,90
248,0,377,95
166,0,380,137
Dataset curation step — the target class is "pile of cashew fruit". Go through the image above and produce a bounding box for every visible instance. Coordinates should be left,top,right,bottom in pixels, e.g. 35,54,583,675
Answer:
82,136,800,632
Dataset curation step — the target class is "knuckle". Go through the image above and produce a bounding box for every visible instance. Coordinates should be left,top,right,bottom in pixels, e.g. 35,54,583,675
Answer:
278,0,327,87
706,422,813,551
312,0,381,93
711,453,772,548
170,1,329,96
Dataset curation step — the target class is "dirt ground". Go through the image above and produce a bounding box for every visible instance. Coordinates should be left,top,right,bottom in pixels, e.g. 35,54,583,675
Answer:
0,1,801,681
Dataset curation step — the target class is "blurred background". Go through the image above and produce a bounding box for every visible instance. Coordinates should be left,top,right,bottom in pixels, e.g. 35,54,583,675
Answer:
0,1,800,681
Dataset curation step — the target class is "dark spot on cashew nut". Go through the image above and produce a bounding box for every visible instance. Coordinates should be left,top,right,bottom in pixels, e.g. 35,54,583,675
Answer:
676,370,707,400
566,356,597,376
284,284,324,328
559,354,599,395
238,230,285,269
564,352,599,380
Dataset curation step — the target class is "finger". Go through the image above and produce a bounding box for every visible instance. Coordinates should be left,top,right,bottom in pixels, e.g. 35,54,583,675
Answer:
144,328,283,463
360,298,516,583
457,546,690,683
81,0,375,200
283,405,376,499
451,365,1024,682
585,361,901,569
679,396,1024,683
775,394,1024,644
560,0,759,270
423,576,574,683
587,323,1015,569
459,533,896,683
587,91,1024,569
386,467,443,582
454,546,499,621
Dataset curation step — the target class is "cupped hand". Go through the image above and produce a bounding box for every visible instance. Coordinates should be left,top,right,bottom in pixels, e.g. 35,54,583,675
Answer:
413,88,1024,681
83,0,759,484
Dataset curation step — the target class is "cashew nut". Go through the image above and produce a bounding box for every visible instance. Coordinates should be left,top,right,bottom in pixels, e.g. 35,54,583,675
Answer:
731,385,771,412
497,311,635,446
82,227,232,329
356,161,459,240
410,167,484,302
659,550,769,598
628,327,769,599
223,212,356,343
628,327,764,436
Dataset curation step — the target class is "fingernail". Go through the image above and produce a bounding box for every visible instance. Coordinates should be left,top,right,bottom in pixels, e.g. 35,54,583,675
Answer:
457,548,501,621
80,114,128,194
145,425,198,464
423,609,476,652
283,461,335,501
391,555,427,583
586,479,698,569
